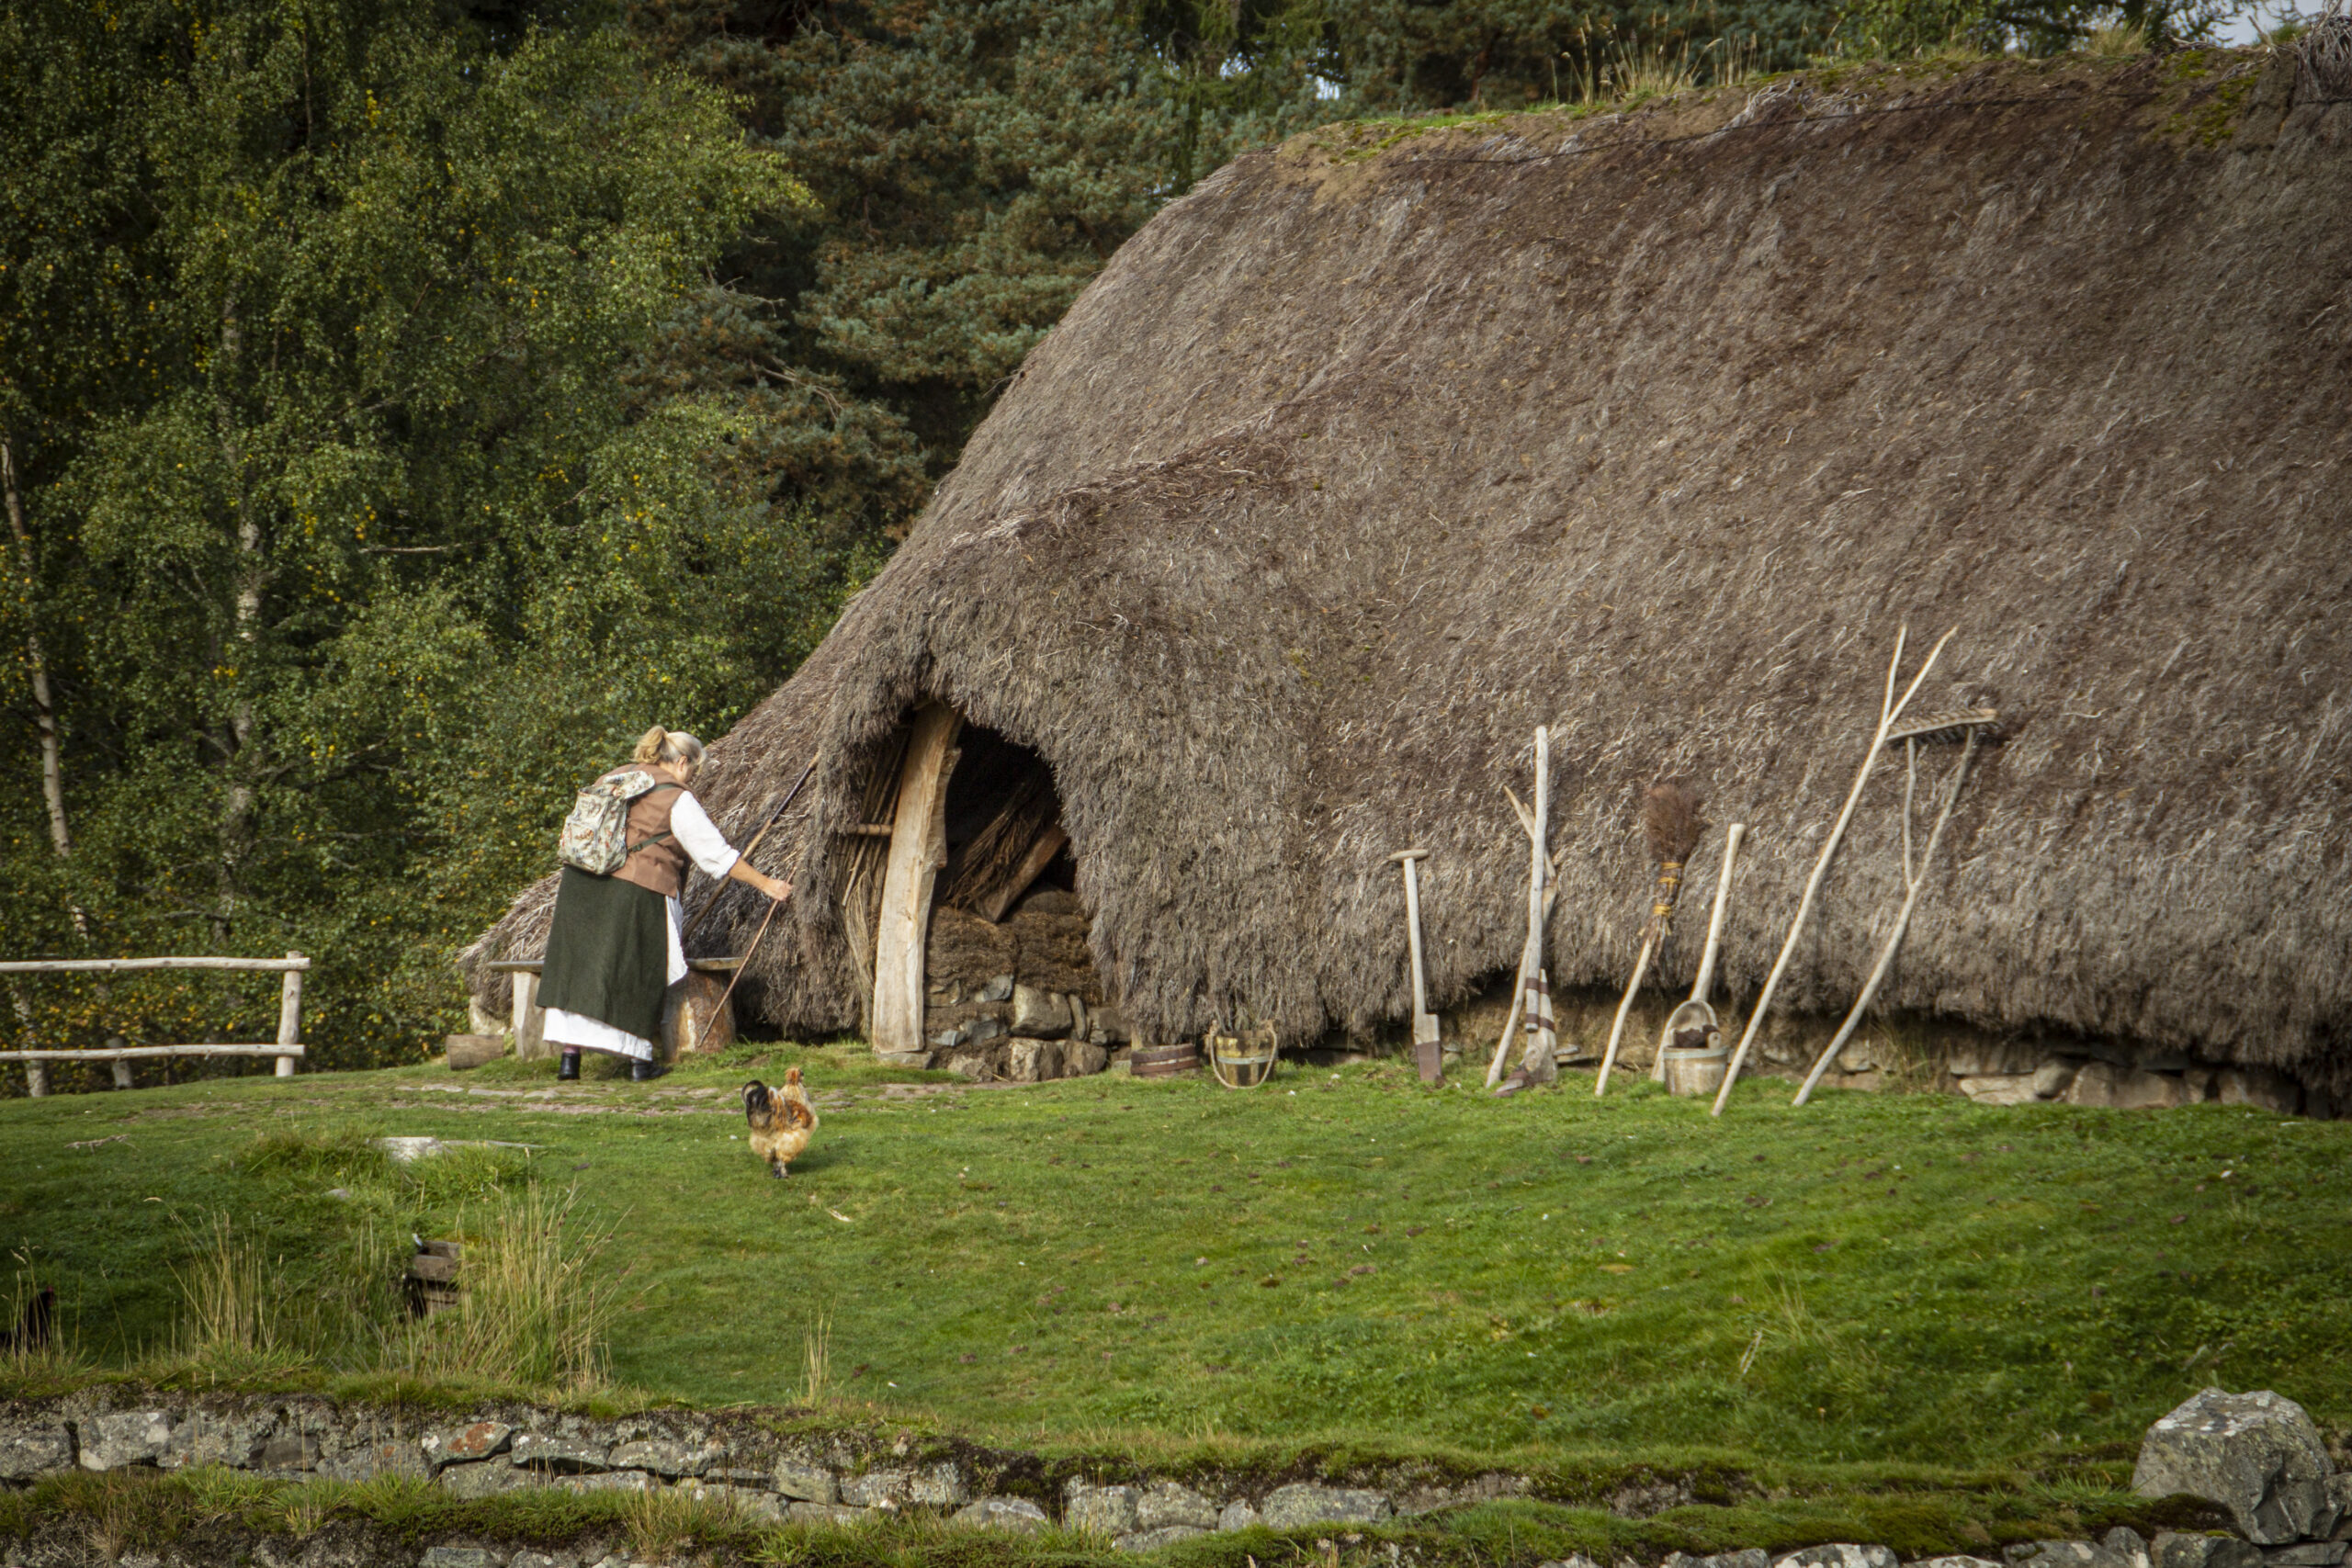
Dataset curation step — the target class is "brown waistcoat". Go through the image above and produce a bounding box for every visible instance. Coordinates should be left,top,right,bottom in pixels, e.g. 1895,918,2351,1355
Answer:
606,773,692,898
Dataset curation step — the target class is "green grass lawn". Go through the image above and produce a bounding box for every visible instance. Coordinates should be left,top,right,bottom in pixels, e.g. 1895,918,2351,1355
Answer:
4,1043,2348,1473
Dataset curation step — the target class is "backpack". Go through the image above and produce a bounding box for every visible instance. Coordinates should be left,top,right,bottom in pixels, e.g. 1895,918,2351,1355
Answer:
557,769,682,875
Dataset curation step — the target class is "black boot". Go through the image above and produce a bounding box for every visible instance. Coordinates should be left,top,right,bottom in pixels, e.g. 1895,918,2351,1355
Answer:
557,1051,580,1081
630,1057,668,1083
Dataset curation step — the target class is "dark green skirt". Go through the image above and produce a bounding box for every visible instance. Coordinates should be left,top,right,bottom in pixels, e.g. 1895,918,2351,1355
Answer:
537,867,670,1043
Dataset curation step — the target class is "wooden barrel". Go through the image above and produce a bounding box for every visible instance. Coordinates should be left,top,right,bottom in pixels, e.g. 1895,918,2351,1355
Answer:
1129,1043,1200,1078
1659,1044,1730,1099
662,968,737,1061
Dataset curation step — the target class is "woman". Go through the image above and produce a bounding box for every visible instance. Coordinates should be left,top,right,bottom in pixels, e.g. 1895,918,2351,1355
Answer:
538,727,790,1082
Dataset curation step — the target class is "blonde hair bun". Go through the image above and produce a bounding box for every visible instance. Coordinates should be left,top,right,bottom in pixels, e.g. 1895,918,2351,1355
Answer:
629,728,707,773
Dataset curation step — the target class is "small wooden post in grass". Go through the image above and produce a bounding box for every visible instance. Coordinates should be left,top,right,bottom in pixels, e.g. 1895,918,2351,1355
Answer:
24,1060,46,1098
276,952,305,1077
1390,849,1440,1082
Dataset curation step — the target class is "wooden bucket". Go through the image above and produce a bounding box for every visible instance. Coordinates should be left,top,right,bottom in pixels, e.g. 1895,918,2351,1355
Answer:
1206,1023,1278,1089
1659,1043,1731,1099
1129,1043,1200,1078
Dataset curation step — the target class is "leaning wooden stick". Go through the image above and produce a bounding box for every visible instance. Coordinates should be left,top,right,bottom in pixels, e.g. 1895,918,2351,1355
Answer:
681,756,817,947
1793,728,1984,1106
1596,780,1707,1095
1487,727,1550,1089
1657,823,1745,1081
1391,849,1441,1082
711,885,793,1022
1711,625,1957,1117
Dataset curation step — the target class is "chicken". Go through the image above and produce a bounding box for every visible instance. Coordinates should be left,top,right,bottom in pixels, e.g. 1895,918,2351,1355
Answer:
742,1067,818,1179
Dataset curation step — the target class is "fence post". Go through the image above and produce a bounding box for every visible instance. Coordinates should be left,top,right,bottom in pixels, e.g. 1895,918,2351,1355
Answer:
109,1037,132,1090
25,1061,46,1098
276,952,304,1077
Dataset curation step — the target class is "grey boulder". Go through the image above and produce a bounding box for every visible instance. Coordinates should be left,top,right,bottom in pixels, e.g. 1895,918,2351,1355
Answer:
774,1458,839,1502
2134,1389,2333,1543
0,1422,74,1480
1067,1481,1143,1535
80,1410,174,1471
1137,1481,1221,1530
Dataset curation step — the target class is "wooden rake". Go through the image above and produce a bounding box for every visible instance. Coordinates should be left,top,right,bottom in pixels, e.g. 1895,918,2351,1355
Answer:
1711,625,1960,1118
1792,715,1992,1106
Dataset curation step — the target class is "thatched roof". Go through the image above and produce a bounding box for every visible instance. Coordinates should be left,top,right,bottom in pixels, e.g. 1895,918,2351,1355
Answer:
469,50,2352,1091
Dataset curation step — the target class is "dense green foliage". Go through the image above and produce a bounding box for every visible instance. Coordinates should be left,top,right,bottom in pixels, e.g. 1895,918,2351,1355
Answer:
6,1058,2347,1466
0,0,847,1064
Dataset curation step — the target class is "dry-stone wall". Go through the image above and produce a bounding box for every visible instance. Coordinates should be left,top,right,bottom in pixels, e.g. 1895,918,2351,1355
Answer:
0,1385,2342,1566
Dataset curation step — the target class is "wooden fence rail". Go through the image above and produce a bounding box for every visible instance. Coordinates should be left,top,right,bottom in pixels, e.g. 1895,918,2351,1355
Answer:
3,952,308,1097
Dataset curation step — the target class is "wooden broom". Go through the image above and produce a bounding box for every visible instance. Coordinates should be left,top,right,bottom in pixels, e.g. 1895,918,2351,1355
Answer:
1594,780,1708,1095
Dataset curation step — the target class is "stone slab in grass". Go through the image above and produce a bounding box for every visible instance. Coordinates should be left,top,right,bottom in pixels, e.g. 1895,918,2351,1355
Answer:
439,1459,521,1499
1261,1483,1394,1529
2134,1389,2332,1543
1118,1524,1210,1551
609,1436,720,1478
956,1496,1051,1532
509,1431,610,1473
1773,1546,1899,1568
422,1420,511,1472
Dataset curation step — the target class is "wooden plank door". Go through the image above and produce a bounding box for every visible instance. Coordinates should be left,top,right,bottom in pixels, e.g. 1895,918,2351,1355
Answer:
869,703,962,1055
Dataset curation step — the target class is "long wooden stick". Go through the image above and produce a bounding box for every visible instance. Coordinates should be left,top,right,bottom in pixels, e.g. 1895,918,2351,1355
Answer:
1592,934,1656,1095
1711,626,1955,1117
710,890,789,1023
681,755,818,946
1793,731,1980,1107
1658,824,1745,1082
1488,728,1549,1089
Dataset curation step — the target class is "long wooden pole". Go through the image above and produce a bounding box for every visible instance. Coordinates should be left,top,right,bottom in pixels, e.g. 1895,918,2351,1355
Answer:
1487,728,1548,1089
1793,731,1980,1107
1592,933,1655,1096
1712,626,1954,1117
680,755,818,947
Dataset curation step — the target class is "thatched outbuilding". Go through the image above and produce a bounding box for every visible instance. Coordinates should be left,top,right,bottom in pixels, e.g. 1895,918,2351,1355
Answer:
470,49,2352,1100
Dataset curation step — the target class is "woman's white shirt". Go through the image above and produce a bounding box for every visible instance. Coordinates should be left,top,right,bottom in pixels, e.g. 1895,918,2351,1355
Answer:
670,791,740,880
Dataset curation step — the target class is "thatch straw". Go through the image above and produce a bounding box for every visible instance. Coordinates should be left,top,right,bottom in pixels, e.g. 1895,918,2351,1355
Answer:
469,54,2352,1094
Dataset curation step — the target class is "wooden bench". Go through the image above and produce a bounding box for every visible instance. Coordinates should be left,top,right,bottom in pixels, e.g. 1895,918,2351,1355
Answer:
484,956,744,1062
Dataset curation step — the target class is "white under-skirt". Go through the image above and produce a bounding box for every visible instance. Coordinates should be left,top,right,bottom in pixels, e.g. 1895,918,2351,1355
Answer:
542,894,687,1062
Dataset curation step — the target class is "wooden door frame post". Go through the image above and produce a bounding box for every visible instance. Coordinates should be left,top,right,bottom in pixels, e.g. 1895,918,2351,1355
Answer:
870,704,963,1059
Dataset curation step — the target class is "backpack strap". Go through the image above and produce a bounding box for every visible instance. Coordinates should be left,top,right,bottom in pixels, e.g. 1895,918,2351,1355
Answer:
625,782,686,855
